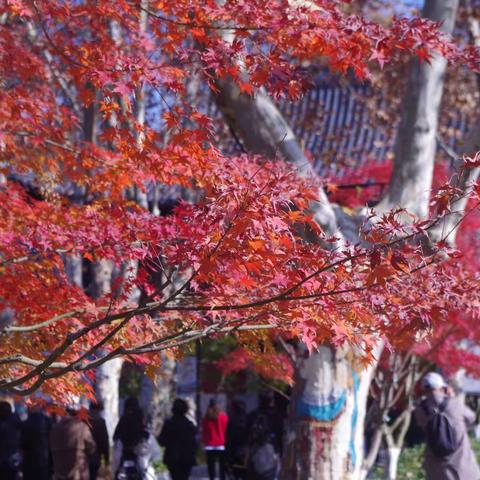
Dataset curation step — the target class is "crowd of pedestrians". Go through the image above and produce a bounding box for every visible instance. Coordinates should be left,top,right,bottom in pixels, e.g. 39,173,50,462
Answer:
5,373,478,480
158,392,282,480
0,390,282,480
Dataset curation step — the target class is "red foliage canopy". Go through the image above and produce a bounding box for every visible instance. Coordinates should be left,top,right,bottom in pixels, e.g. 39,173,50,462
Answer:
0,0,479,399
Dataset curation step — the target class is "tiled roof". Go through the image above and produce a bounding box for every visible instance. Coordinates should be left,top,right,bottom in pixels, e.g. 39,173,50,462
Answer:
205,75,470,177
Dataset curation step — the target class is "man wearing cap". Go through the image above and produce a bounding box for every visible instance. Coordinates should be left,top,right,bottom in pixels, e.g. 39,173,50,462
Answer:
414,372,480,480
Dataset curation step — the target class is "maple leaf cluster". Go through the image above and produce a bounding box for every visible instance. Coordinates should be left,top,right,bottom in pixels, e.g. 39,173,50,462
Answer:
1,0,480,399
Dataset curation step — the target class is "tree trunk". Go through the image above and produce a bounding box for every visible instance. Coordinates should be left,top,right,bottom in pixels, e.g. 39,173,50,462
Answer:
213,79,381,477
95,357,123,440
281,345,377,480
63,254,83,288
377,0,460,218
213,81,340,236
359,428,383,480
431,13,480,245
88,258,124,441
383,446,401,480
138,354,176,436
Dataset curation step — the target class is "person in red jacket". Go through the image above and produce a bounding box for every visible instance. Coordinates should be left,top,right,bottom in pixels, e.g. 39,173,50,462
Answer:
202,398,228,480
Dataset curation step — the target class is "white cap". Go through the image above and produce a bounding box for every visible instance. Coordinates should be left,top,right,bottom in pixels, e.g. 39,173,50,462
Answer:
423,372,447,390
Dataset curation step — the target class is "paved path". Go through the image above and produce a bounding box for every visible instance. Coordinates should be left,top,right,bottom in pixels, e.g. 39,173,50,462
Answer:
157,464,209,479
191,465,209,479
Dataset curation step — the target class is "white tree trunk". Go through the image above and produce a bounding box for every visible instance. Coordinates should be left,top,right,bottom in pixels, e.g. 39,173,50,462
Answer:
359,429,383,480
377,0,460,218
95,358,124,440
87,258,124,442
63,254,83,288
281,346,378,479
352,349,382,479
213,80,377,478
384,447,401,480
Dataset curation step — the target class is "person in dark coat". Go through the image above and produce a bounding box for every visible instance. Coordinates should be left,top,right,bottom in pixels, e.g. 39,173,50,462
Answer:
247,391,283,455
113,397,161,479
21,405,52,480
226,400,248,480
158,398,197,480
414,372,480,480
0,401,22,480
87,402,109,480
113,396,148,475
114,396,148,450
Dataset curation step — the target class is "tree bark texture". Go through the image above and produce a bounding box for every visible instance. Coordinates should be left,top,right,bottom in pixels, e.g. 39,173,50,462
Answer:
431,14,480,245
281,346,376,480
89,258,123,441
213,80,377,479
95,357,123,440
378,0,460,219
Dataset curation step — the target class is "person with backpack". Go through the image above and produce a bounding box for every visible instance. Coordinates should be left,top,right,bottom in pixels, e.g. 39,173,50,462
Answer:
113,397,161,480
414,372,480,480
202,398,228,480
246,391,283,455
246,426,278,480
158,398,197,480
0,401,23,480
245,392,280,480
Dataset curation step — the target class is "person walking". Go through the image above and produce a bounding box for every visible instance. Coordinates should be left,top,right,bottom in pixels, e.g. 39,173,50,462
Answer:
226,400,248,480
21,404,52,480
87,402,109,480
246,391,283,455
113,396,161,480
0,401,22,480
202,398,228,480
49,404,96,480
158,398,197,480
414,372,480,480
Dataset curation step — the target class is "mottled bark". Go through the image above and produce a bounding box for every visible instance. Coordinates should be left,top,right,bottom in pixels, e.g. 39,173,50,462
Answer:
377,0,460,218
89,258,123,441
431,14,480,245
96,358,124,440
63,255,83,289
213,79,377,479
281,346,378,480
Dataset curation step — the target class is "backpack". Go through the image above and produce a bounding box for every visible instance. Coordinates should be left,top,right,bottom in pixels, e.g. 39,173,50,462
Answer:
249,442,278,480
115,443,144,480
421,398,461,457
